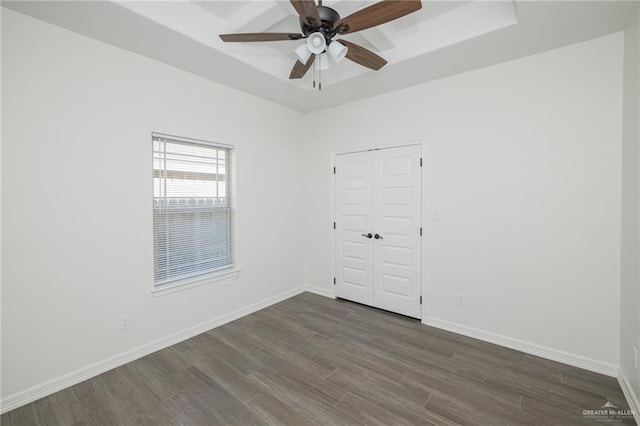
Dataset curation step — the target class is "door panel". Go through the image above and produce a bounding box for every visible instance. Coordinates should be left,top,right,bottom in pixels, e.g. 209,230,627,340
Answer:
380,274,413,296
335,152,374,305
373,145,422,318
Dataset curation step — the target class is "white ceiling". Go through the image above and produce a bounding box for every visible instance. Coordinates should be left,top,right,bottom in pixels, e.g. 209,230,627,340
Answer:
3,1,636,112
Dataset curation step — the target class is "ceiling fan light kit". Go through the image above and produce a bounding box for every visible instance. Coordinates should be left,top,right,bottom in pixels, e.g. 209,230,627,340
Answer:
328,40,347,63
306,32,327,54
294,43,312,64
219,0,422,89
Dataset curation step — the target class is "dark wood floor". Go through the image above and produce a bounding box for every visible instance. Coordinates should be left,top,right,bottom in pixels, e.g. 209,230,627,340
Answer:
2,292,635,425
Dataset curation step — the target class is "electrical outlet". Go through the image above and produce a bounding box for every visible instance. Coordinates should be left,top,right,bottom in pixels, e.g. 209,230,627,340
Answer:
634,347,638,369
433,211,441,222
120,314,131,331
457,294,465,307
267,273,273,285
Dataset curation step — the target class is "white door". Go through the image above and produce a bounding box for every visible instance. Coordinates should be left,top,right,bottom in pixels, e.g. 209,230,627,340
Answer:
335,151,374,306
335,145,422,318
372,145,422,318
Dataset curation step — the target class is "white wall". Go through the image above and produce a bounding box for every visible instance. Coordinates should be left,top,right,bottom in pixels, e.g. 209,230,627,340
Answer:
302,33,624,373
620,1,640,411
1,8,305,405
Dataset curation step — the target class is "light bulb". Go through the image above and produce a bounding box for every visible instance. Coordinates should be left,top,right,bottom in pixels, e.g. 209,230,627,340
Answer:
306,32,327,55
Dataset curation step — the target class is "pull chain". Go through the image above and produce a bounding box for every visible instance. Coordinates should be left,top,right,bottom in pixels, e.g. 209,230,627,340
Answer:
319,55,322,91
312,54,316,89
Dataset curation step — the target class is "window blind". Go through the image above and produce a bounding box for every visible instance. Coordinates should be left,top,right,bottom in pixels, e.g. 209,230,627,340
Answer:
152,134,233,286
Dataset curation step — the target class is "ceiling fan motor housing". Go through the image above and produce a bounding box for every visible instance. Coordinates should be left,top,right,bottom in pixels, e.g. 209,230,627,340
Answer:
300,5,340,41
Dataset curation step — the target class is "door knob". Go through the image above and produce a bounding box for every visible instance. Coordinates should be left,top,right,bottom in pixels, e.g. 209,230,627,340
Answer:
361,233,373,239
374,233,383,239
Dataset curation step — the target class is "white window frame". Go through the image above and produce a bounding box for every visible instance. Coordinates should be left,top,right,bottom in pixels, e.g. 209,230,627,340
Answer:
151,132,239,296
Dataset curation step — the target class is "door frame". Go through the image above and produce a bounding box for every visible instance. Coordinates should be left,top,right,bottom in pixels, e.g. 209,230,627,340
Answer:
330,142,428,320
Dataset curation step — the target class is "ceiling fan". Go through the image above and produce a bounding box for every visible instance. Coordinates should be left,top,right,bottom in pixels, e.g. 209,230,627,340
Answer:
220,0,422,88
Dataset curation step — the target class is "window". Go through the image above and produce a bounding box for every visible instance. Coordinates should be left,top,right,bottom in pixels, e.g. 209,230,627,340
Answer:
152,133,234,288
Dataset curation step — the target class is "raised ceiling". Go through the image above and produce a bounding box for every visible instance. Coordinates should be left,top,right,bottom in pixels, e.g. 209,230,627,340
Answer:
3,1,636,112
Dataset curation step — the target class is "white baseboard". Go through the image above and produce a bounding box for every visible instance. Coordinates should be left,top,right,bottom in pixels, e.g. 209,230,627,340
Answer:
0,285,306,415
424,317,619,377
618,368,640,424
305,284,333,298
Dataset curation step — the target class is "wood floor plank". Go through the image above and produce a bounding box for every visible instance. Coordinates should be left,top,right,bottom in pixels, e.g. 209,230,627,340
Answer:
314,336,407,378
245,392,321,426
325,369,451,426
251,355,346,406
299,312,393,358
240,330,335,378
233,317,323,356
33,387,82,426
335,391,415,426
316,350,432,407
250,307,316,338
171,366,267,426
483,368,611,412
119,358,179,401
192,356,262,402
73,379,125,425
190,332,263,375
2,403,42,426
97,365,177,424
561,369,629,401
520,395,602,426
249,370,363,425
403,366,522,412
248,346,338,389
386,347,486,383
2,292,635,426
424,392,521,426
210,322,264,354
452,349,565,385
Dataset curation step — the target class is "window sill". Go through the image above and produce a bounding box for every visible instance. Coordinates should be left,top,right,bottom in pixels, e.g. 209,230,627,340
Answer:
152,268,241,297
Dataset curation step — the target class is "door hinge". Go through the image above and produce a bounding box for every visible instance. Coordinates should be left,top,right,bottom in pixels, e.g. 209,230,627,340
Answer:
333,166,336,174
333,277,336,285
420,158,422,167
420,227,423,236
333,222,336,229
420,296,422,305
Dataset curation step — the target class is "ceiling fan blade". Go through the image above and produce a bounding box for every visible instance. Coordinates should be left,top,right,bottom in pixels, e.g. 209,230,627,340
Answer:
334,0,422,35
289,55,316,79
220,33,304,42
290,0,321,27
338,40,387,70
